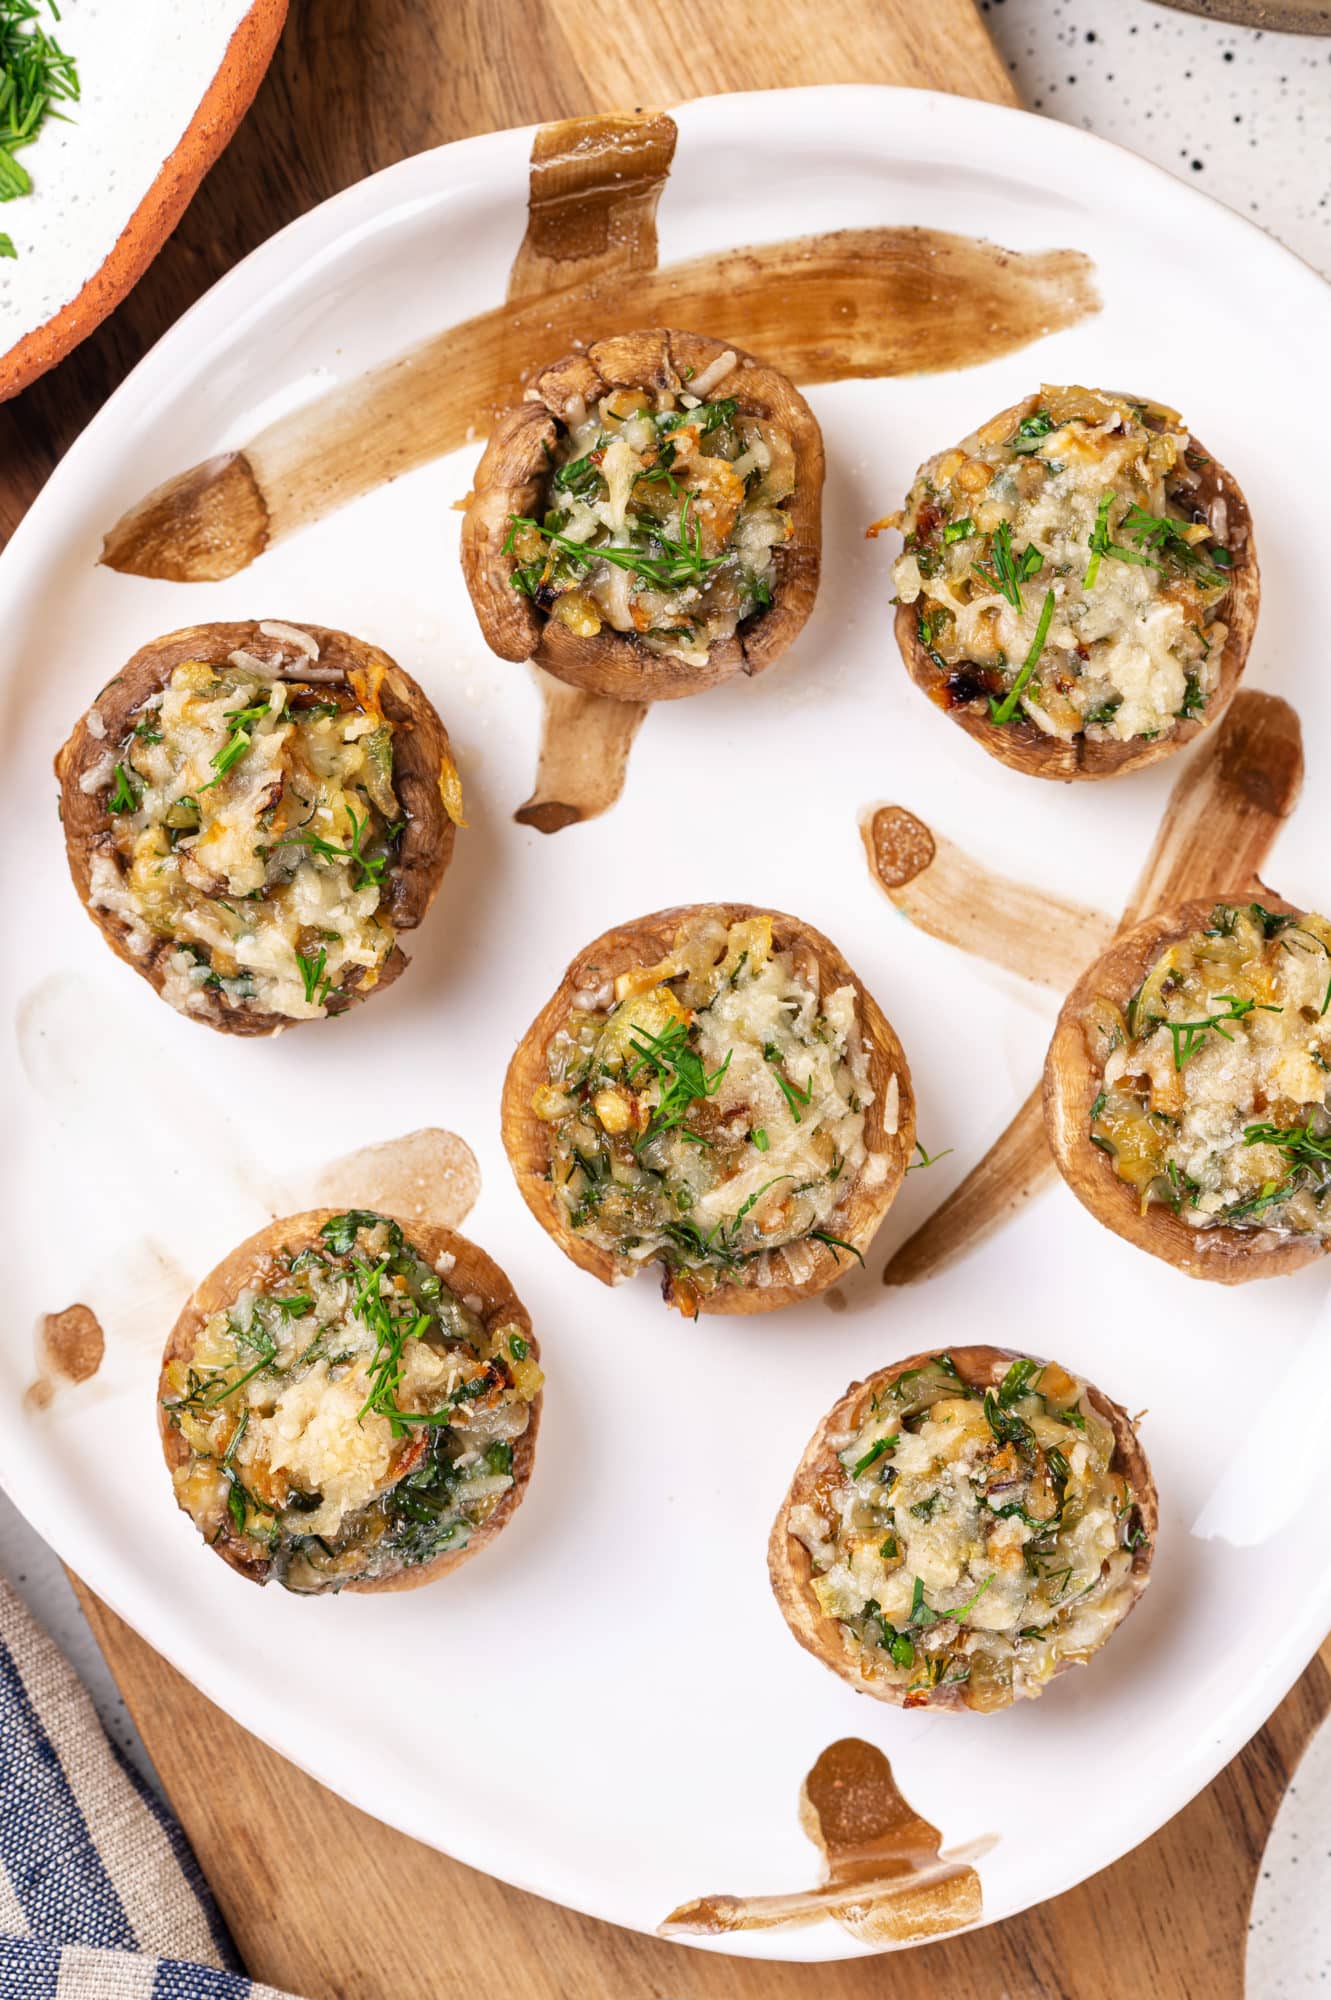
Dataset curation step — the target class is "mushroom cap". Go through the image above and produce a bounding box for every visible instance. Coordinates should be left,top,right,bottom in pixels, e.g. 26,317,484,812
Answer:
1044,892,1328,1280
500,902,914,1313
158,1208,540,1592
769,1342,1157,1709
462,328,824,702
894,391,1260,781
55,621,457,1035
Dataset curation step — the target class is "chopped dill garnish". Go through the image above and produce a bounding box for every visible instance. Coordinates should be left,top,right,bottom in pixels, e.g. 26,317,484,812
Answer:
626,1020,731,1147
107,762,140,814
0,0,79,257
505,506,727,595
295,946,333,1008
972,519,1042,613
989,588,1056,726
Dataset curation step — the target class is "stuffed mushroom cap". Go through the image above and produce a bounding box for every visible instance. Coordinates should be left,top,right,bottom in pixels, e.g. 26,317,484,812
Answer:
463,329,824,702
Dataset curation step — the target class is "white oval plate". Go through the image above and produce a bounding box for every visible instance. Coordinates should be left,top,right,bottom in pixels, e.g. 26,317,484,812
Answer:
3,87,1331,1961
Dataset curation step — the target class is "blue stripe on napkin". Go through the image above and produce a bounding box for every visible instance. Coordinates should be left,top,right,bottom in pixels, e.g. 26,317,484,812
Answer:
0,1577,305,1999
0,1627,137,1950
107,1736,240,1973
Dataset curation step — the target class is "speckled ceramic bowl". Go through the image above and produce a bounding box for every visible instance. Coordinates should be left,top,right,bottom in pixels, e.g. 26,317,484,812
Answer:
1153,0,1329,30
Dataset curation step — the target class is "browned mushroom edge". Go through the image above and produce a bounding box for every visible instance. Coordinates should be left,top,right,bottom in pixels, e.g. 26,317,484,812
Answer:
462,329,824,702
55,620,460,1035
1045,893,1331,1281
158,1208,541,1593
500,902,914,1315
892,388,1259,781
769,1343,1156,1711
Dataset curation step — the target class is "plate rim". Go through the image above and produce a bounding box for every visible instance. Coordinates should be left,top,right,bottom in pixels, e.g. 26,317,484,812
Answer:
4,80,1331,1958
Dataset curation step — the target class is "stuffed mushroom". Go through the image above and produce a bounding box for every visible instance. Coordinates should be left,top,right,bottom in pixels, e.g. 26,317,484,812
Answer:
889,385,1258,779
501,904,914,1315
462,330,823,701
769,1345,1155,1712
159,1208,542,1593
56,621,463,1033
1046,895,1331,1280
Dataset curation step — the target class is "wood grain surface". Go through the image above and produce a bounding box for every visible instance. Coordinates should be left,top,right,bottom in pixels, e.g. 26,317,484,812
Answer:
64,1594,1331,1999
10,2,1319,1995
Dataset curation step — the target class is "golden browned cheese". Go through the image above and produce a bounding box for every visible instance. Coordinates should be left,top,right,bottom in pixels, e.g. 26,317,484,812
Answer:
463,330,824,703
55,621,461,1035
93,656,402,1020
513,375,796,666
501,902,915,1316
533,911,885,1301
777,1349,1153,1713
894,386,1234,746
159,1211,541,1594
1090,901,1331,1236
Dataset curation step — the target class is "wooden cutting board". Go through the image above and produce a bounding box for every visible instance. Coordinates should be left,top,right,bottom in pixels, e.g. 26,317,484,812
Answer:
2,1,1320,1992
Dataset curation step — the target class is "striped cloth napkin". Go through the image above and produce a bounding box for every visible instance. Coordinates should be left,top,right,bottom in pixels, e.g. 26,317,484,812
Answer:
0,1576,304,1999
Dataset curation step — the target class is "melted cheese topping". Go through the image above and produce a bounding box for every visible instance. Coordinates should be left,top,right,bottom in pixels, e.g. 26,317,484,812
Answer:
534,911,885,1305
251,1363,397,1539
791,1354,1146,1711
91,635,404,1021
891,384,1233,744
508,369,795,667
160,1214,542,1593
1090,902,1331,1236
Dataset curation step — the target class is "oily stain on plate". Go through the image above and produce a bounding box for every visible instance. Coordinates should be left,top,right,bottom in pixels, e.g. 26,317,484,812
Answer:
27,1302,106,1410
303,1127,481,1231
862,803,1112,993
661,1737,988,1947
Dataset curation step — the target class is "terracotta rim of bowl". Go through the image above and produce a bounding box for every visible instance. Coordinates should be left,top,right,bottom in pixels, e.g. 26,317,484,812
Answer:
0,0,289,402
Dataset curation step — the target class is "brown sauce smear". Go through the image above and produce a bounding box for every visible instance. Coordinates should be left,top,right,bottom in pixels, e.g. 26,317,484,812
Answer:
866,804,935,888
101,225,1098,582
42,1303,106,1383
307,1128,480,1231
883,689,1307,1289
862,803,1112,991
661,1738,986,1946
99,114,1097,846
102,449,270,584
502,116,670,834
1123,689,1303,927
884,1082,1054,1288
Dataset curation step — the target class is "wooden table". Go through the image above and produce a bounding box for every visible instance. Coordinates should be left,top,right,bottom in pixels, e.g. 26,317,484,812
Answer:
4,1,1324,1991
